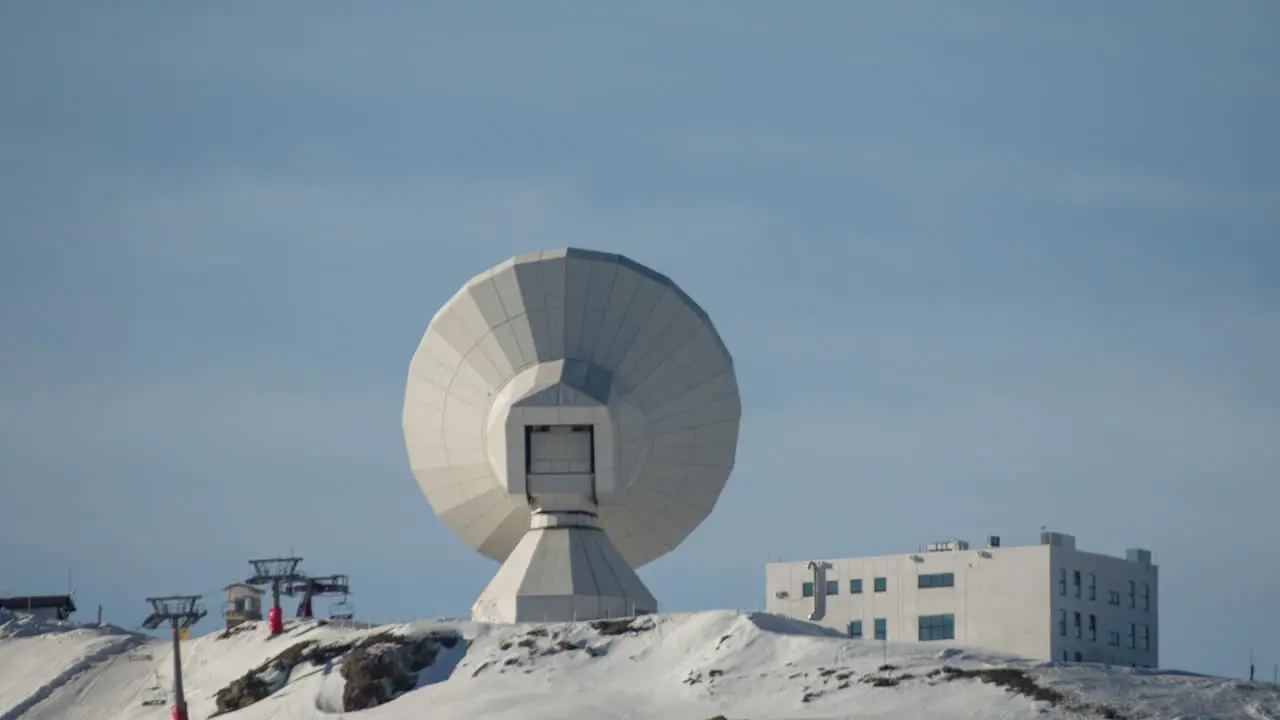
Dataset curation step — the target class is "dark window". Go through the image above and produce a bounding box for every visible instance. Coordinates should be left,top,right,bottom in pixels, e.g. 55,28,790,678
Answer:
802,582,814,598
1073,611,1082,638
918,614,956,641
233,598,245,612
1058,609,1067,636
1059,567,1067,595
1074,651,1082,662
1108,590,1121,606
1141,583,1150,611
1107,631,1120,647
918,572,955,589
874,618,887,640
1063,650,1069,662
1073,570,1082,598
1128,581,1136,609
848,620,863,638
874,577,887,593
826,580,839,596
849,579,863,594
1128,623,1137,649
1140,624,1150,651
1088,573,1097,601
1088,614,1097,642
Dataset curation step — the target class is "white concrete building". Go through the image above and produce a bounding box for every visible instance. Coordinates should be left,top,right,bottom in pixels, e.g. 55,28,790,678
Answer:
765,531,1158,667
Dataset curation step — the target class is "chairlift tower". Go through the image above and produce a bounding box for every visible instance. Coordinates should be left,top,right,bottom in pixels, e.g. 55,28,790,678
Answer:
141,595,206,720
245,556,304,635
286,574,350,619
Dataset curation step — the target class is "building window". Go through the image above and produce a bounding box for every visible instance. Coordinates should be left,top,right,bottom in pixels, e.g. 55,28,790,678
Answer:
826,580,839,596
233,598,245,612
1073,570,1082,597
1074,651,1082,662
850,579,863,594
1088,614,1097,642
1058,609,1067,636
1107,631,1120,647
918,572,955,589
874,577,887,593
1141,583,1150,611
1140,624,1150,651
848,620,863,638
1063,650,1069,662
1073,612,1082,639
1088,573,1096,601
1058,567,1067,595
1107,590,1120,606
874,618,887,640
1128,581,1136,609
802,582,814,598
1128,623,1136,649
918,614,956,641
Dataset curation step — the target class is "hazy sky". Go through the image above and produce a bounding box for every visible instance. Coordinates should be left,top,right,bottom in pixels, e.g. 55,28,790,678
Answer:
2,2,1277,679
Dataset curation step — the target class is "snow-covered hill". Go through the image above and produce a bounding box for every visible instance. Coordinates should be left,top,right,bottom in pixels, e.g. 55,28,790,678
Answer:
2,607,1277,719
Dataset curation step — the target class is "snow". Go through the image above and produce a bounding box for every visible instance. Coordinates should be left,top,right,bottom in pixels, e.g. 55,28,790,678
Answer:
2,607,1278,719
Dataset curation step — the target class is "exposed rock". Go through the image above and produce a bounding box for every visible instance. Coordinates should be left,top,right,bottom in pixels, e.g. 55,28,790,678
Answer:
588,617,654,636
211,629,463,717
935,666,1131,719
215,621,260,641
340,630,461,712
212,639,347,716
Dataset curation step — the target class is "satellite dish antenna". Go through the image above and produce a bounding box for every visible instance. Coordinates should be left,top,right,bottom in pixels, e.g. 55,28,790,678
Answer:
403,249,741,623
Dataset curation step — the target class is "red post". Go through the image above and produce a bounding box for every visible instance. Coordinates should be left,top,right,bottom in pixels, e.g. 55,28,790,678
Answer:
171,705,187,720
268,606,283,635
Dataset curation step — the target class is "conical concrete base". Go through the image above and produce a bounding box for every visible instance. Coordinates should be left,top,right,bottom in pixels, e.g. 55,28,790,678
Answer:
471,520,657,624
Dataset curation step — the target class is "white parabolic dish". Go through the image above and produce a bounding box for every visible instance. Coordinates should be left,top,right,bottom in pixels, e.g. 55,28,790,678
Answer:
403,248,741,622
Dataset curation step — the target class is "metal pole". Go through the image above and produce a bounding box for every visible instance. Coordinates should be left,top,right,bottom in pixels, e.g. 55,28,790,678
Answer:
171,619,188,720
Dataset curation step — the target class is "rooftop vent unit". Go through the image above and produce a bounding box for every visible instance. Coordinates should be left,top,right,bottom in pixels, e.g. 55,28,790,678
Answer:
988,535,1001,548
925,539,969,553
1125,548,1153,566
1040,531,1076,550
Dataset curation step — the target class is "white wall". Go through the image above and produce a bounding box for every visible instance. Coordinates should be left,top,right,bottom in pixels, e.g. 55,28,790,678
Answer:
766,545,1052,661
1048,547,1159,667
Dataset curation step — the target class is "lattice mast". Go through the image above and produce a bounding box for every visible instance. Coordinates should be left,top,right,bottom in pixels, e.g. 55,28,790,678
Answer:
141,595,206,720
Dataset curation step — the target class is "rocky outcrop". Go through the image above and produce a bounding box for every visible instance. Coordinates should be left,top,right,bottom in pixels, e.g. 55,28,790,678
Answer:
211,629,462,716
340,631,460,711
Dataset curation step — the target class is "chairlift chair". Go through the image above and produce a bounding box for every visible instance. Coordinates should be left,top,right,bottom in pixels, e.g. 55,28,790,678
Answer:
328,597,354,621
140,677,167,706
127,646,153,662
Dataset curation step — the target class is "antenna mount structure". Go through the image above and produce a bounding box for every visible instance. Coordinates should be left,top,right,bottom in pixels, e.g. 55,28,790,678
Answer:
140,595,206,720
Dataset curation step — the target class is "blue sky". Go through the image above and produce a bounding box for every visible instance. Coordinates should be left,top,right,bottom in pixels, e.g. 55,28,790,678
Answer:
1,2,1277,678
